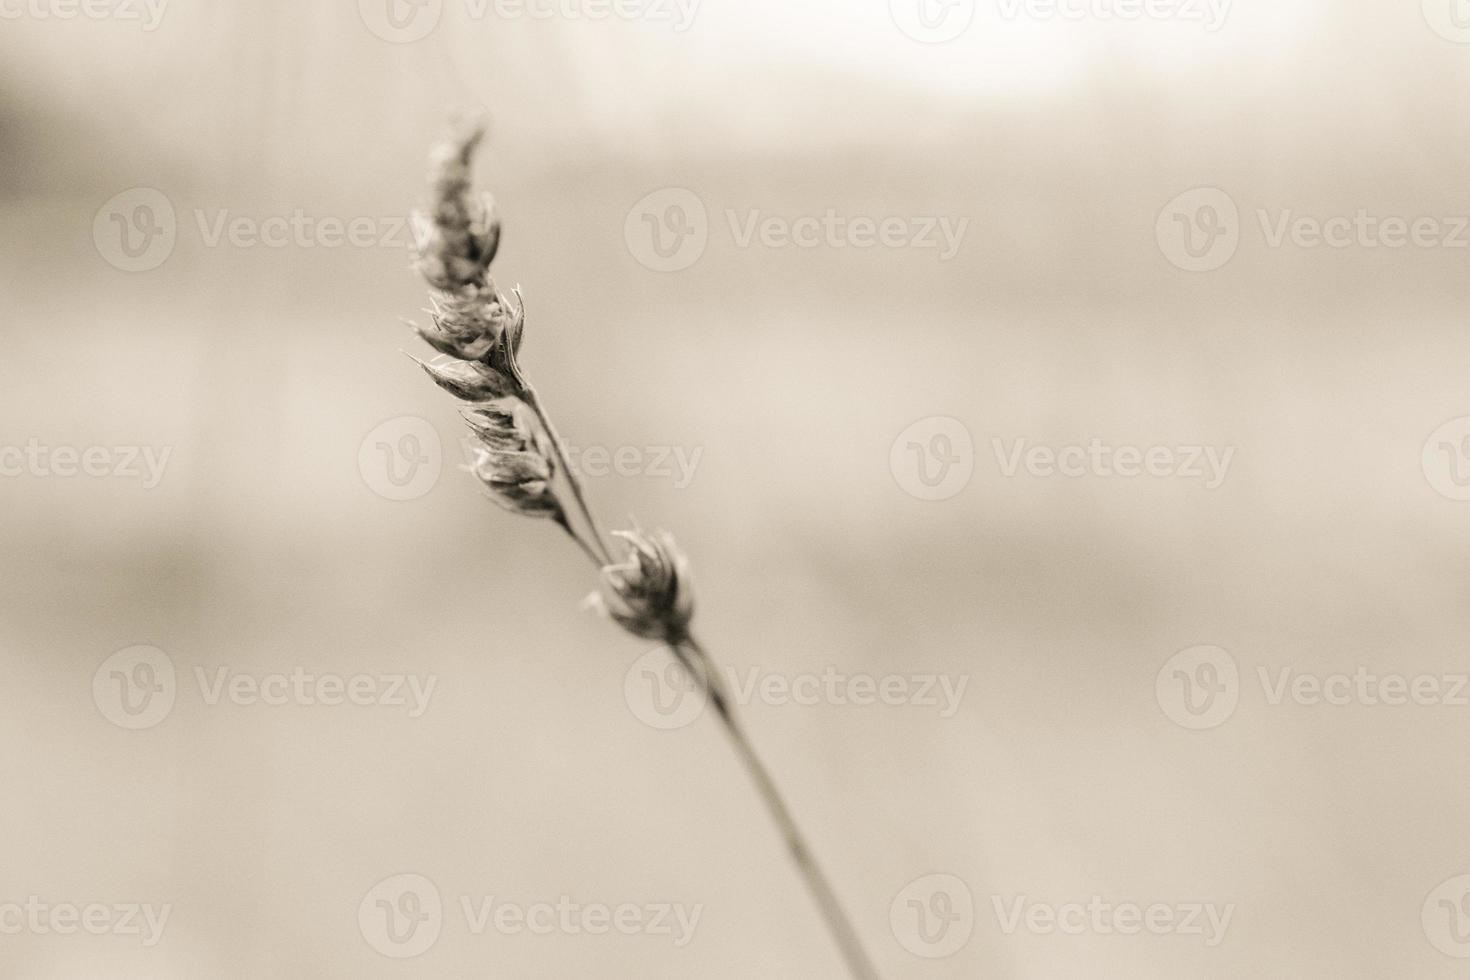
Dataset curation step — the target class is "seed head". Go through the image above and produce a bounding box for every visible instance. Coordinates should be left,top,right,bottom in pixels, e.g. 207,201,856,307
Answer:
416,118,500,293
412,285,518,361
411,354,516,402
463,398,563,519
592,529,695,644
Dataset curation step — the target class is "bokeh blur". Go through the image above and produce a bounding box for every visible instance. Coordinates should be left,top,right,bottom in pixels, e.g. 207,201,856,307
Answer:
6,0,1470,976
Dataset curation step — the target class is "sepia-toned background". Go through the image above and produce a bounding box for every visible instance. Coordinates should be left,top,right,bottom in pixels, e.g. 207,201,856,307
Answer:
5,0,1470,976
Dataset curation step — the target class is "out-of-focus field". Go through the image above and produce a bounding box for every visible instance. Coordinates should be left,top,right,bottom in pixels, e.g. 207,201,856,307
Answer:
4,2,1470,977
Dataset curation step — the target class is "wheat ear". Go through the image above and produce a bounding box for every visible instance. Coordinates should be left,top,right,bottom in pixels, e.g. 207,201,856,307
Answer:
401,116,881,980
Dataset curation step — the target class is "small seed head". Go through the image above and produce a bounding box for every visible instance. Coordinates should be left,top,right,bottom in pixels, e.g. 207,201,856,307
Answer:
416,120,500,292
413,354,515,402
462,398,562,518
593,529,695,644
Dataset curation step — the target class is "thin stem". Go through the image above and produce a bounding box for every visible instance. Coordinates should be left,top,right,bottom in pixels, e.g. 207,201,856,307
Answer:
552,512,602,567
520,381,612,565
672,635,881,980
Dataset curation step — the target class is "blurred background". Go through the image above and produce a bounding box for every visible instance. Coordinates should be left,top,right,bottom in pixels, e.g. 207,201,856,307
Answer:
6,0,1470,976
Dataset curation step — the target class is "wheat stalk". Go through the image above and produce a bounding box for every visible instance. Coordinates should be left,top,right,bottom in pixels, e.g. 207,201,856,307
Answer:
401,117,881,980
